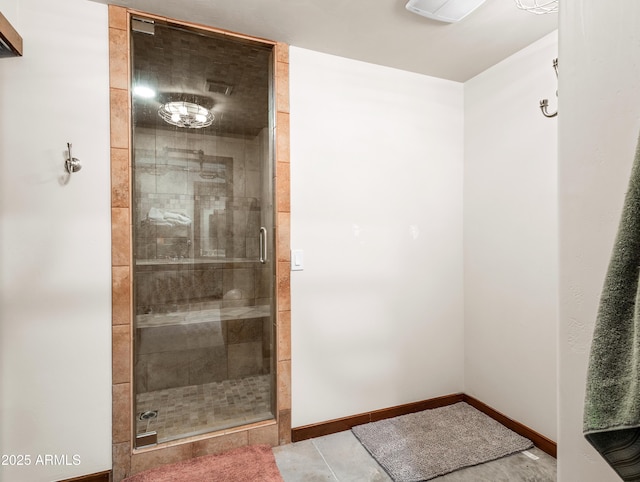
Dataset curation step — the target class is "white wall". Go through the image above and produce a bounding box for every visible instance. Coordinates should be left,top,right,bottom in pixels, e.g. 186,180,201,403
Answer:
0,0,17,25
0,0,112,480
289,47,464,427
464,32,558,441
558,2,640,481
0,3,567,480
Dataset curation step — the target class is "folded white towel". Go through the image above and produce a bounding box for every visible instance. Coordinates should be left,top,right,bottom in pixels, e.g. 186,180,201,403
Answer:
148,207,192,227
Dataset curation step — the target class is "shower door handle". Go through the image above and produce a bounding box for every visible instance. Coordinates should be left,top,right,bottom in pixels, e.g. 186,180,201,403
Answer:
259,227,267,264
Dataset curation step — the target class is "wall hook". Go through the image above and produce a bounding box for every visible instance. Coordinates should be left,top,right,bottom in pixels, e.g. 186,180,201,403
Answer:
540,58,558,118
65,142,82,174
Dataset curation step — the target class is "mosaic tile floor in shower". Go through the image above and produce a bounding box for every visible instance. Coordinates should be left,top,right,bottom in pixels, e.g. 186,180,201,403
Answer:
136,374,273,443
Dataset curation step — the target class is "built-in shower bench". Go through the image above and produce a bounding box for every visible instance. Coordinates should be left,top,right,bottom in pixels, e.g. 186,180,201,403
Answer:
136,304,270,329
134,304,271,393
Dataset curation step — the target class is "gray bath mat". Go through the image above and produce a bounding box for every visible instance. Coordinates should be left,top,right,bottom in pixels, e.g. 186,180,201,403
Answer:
351,402,533,482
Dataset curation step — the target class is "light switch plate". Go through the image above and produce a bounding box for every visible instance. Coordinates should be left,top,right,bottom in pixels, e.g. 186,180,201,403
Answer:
291,249,304,271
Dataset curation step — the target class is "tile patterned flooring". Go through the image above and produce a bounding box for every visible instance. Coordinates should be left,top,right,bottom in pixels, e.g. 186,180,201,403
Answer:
135,374,272,443
273,430,557,481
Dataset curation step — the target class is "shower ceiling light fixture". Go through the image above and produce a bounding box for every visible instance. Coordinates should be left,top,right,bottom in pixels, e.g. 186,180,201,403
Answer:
158,101,214,129
514,0,558,15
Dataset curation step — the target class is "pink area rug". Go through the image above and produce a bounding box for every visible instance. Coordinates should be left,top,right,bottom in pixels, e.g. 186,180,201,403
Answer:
123,444,284,482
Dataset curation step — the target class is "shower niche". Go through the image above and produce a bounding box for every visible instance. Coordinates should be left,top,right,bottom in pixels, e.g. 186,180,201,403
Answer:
130,15,276,446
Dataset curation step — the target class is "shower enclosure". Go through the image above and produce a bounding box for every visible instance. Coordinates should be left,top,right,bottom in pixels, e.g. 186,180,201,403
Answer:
130,16,275,446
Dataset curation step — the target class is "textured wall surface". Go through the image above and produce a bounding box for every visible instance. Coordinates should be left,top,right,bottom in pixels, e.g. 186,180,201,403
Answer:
0,0,112,480
464,31,558,441
558,2,640,480
289,47,465,427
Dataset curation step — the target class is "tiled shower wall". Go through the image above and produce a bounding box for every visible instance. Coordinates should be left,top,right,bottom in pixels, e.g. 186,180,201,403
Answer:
136,310,271,393
132,87,274,396
135,262,270,314
134,260,272,393
109,6,291,480
132,125,271,315
134,127,265,261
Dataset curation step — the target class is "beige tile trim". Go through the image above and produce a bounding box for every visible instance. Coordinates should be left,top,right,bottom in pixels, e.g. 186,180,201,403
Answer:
274,40,292,445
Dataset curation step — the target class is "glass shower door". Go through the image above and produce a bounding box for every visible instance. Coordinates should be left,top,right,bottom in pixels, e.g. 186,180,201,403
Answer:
130,16,275,447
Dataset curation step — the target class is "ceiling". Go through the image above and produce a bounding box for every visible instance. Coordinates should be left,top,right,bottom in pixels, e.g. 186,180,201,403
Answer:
131,23,271,137
91,0,557,83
